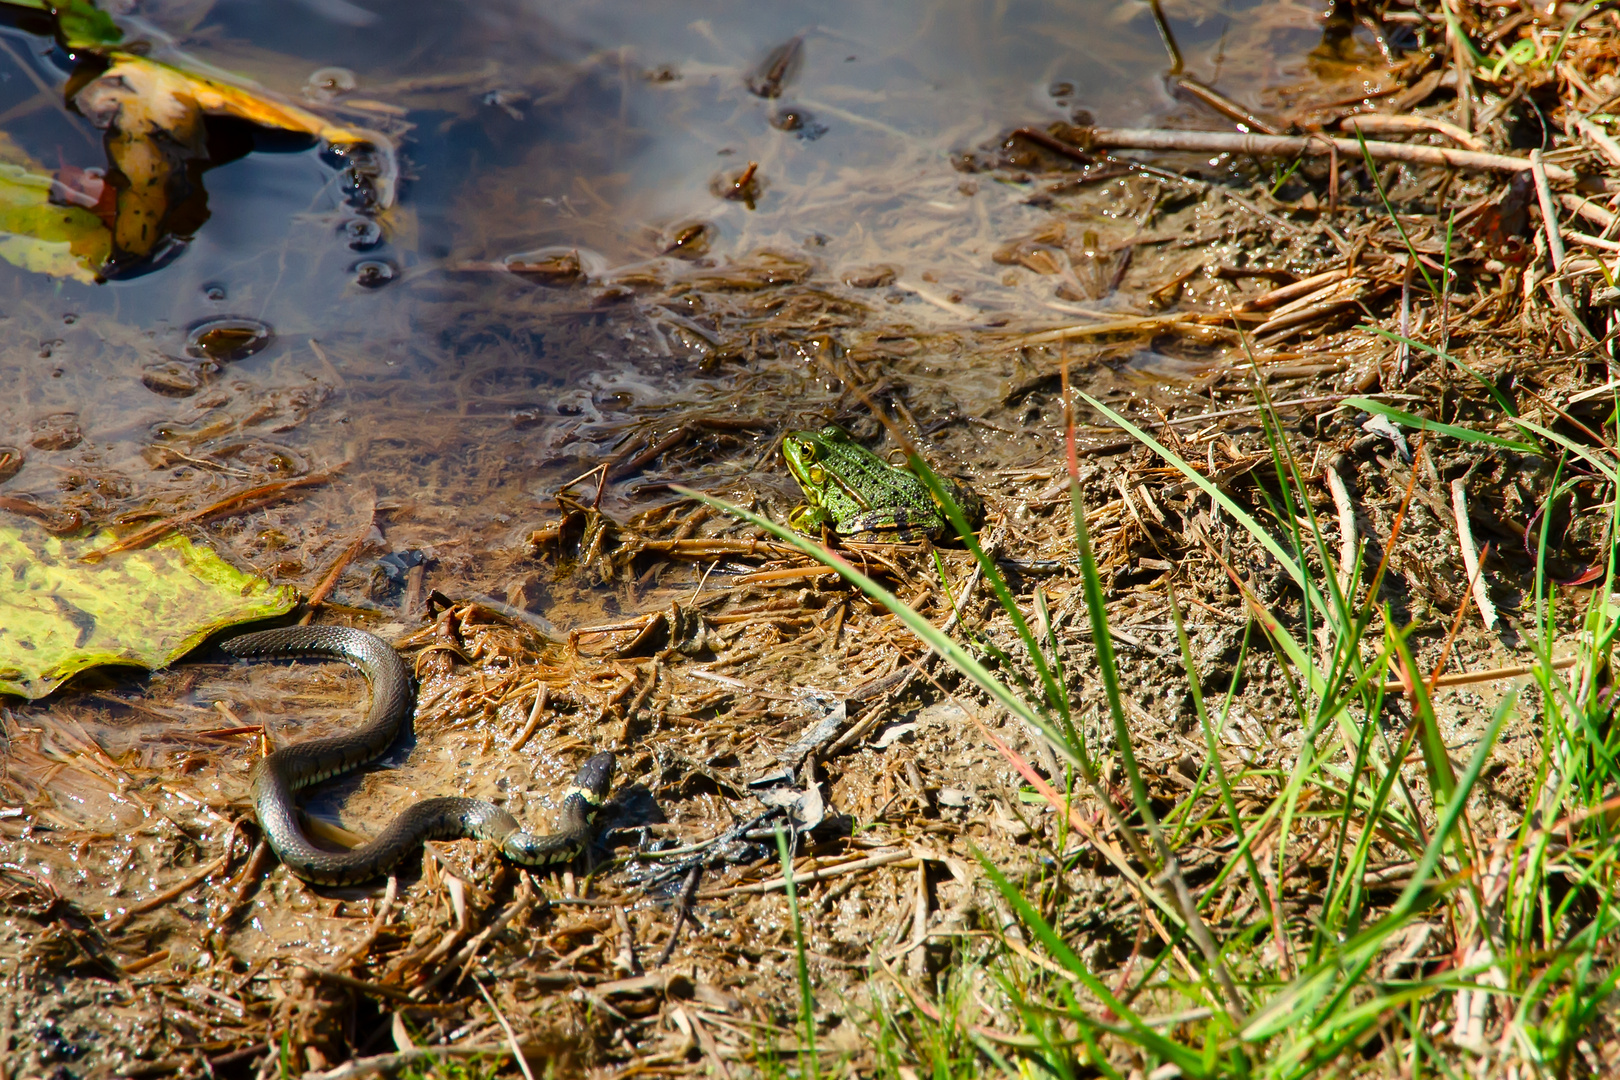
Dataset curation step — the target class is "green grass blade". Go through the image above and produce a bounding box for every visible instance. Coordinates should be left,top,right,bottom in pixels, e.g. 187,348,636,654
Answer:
1068,480,1157,838
776,827,820,1080
1391,632,1456,806
1358,326,1520,418
977,853,1212,1076
1169,584,1268,911
911,458,1080,747
1077,392,1330,678
1341,398,1538,453
1246,691,1513,1044
670,485,1081,766
1504,416,1618,484
1357,131,1438,296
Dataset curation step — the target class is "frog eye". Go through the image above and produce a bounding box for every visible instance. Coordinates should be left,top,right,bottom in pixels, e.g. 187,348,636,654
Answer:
798,442,818,463
807,464,825,484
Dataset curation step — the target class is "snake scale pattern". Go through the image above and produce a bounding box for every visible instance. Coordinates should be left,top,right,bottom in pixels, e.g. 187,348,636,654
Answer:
223,625,615,886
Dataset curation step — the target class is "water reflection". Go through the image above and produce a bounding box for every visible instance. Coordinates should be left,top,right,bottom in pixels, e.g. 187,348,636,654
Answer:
0,0,1338,586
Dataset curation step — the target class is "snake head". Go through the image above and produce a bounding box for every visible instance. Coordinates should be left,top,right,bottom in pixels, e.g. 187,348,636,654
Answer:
569,751,617,803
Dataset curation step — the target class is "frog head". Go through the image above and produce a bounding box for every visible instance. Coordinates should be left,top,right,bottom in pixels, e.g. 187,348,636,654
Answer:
781,427,851,533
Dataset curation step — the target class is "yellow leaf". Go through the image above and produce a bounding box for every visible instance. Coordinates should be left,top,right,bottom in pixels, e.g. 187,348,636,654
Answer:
0,521,298,699
0,162,110,282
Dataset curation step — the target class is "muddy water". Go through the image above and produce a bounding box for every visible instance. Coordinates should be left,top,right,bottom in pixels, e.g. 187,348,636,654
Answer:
0,0,1341,545
0,0,1357,1021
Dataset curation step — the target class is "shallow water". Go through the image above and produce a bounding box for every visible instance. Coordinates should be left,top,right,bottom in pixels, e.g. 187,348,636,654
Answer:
0,0,1345,550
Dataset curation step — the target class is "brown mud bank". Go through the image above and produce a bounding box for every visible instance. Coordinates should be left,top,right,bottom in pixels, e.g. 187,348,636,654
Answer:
4,1,1620,1078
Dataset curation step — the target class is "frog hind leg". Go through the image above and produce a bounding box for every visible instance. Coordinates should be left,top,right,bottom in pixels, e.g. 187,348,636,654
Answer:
843,509,933,544
930,478,984,533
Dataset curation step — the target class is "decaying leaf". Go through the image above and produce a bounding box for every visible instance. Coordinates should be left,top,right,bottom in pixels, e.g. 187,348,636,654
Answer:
0,161,109,283
0,521,298,699
55,0,121,48
0,0,398,277
2,0,120,48
73,53,394,261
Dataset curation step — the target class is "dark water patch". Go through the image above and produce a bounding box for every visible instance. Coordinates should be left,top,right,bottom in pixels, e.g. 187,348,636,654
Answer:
186,318,274,362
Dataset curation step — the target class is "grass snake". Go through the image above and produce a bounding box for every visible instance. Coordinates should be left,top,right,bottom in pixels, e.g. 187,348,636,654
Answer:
223,625,615,886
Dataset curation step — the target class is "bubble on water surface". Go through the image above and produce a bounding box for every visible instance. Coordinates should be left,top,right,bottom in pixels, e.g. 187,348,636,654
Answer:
185,318,274,362
343,218,382,249
353,260,397,287
307,66,357,100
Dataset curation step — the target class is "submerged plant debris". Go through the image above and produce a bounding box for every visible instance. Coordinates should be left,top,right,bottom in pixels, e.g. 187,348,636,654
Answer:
3,1,1620,1078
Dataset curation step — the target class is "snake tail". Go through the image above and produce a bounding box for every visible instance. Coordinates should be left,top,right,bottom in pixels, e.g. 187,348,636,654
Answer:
222,625,615,886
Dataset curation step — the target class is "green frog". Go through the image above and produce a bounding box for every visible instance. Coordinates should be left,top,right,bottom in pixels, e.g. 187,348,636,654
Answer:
781,425,982,543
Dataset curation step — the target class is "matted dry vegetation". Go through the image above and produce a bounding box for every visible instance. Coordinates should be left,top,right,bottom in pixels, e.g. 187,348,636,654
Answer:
5,2,1620,1078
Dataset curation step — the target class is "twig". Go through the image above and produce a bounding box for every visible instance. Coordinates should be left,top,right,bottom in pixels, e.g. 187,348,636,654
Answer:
403,562,426,617
1097,392,1417,429
1397,259,1414,380
120,948,170,974
473,980,536,1080
1237,268,1351,312
299,537,365,624
508,686,548,752
730,565,841,585
1009,126,1093,165
1532,152,1572,276
1576,117,1620,171
194,725,263,739
299,965,415,1002
1531,149,1597,343
1253,293,1376,338
1449,477,1498,631
1559,192,1617,232
214,837,271,931
1562,229,1620,253
1382,656,1577,695
86,473,337,561
412,880,535,997
1339,112,1483,150
880,859,931,965
1325,455,1358,597
655,865,703,966
106,823,240,933
1171,76,1281,135
1018,313,1224,344
696,848,912,898
684,1010,734,1080
1444,0,1474,133
1083,127,1577,180
330,876,398,974
0,496,83,533
612,904,642,976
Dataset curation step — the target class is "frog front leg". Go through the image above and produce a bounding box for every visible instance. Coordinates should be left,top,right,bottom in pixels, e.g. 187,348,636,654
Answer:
788,501,835,536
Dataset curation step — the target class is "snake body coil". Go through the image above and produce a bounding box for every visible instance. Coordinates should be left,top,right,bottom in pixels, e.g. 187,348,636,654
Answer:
223,625,614,886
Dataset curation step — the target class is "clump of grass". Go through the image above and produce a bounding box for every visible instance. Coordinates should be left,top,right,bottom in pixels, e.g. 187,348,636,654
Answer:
778,826,821,1080
678,376,1619,1076
394,1058,502,1080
